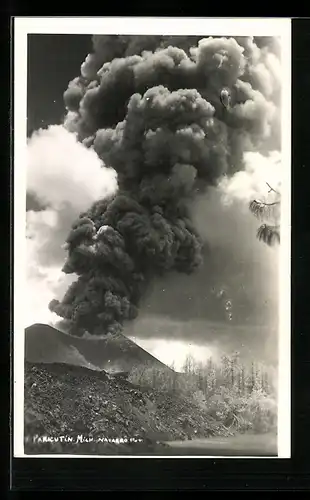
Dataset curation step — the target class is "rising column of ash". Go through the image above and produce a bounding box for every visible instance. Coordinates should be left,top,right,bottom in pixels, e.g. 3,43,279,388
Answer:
45,35,281,337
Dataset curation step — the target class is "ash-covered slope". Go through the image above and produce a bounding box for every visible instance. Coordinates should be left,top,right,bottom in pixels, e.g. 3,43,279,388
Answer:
25,323,174,374
24,361,229,455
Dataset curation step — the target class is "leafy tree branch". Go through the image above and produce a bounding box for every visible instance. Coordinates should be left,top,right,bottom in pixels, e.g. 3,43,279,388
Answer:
249,183,281,246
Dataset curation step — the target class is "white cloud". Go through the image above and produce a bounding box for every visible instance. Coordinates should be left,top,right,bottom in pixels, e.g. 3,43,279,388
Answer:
26,125,118,327
27,125,117,210
219,150,281,205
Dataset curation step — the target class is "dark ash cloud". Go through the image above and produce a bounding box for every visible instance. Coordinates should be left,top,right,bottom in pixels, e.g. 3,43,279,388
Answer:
42,35,281,343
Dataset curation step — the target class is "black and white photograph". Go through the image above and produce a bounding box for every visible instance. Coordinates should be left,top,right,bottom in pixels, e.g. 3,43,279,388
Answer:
14,17,291,458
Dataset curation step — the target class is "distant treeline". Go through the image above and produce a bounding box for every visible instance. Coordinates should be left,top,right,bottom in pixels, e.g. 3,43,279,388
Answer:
129,353,275,396
128,353,277,434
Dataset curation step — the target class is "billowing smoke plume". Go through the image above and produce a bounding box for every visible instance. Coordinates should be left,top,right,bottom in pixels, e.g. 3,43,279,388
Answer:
26,125,117,326
47,35,281,338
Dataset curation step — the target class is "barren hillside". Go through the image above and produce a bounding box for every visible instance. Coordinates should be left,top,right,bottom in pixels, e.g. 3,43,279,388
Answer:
24,361,231,455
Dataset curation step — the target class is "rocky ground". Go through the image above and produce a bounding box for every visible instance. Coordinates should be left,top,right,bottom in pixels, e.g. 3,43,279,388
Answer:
24,361,233,455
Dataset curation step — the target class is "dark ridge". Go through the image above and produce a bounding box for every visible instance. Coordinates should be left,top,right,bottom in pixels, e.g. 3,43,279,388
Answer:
25,360,110,380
